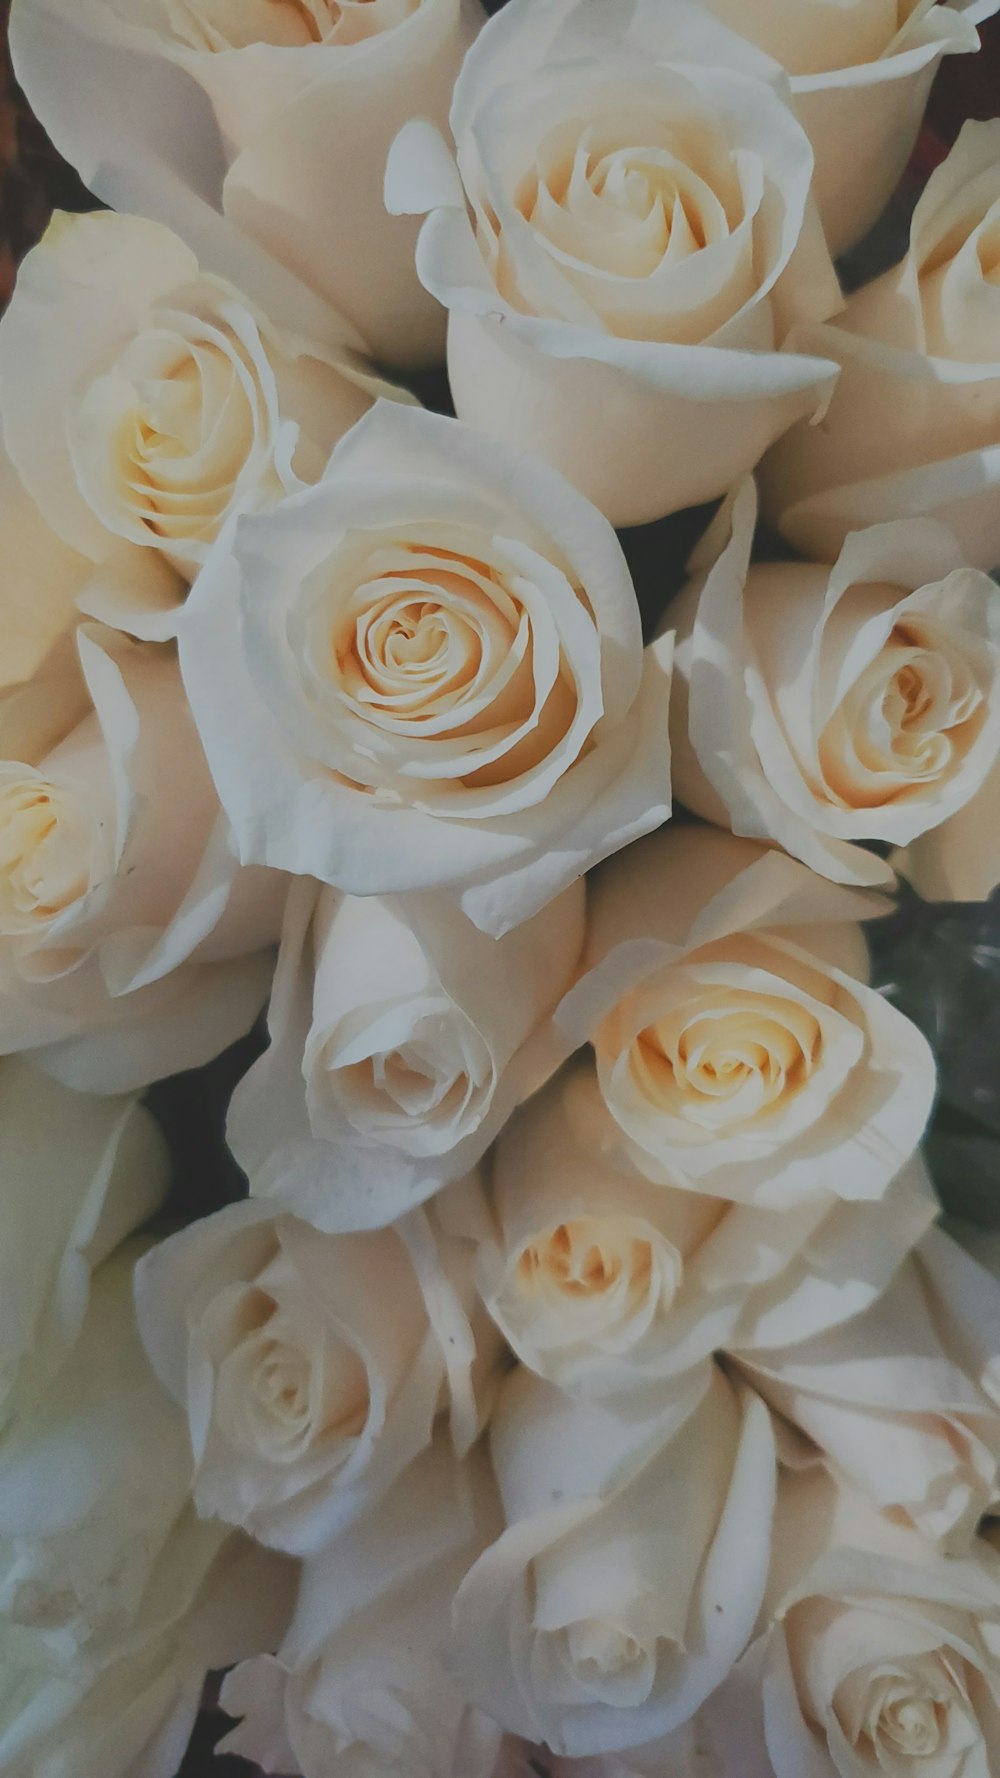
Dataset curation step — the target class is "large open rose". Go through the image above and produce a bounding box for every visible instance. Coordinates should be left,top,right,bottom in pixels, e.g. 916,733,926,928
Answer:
386,0,841,526
763,120,1000,573
9,0,483,366
180,401,673,936
669,481,1000,888
556,826,935,1207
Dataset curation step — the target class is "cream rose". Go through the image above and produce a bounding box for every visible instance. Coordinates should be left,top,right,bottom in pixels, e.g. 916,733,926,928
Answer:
482,1058,936,1404
135,1190,489,1553
385,0,842,527
9,0,482,367
220,1436,506,1778
669,481,1000,889
449,1363,776,1758
0,623,285,1092
0,211,392,638
227,874,585,1232
0,1057,168,1429
709,1467,1000,1778
763,119,1000,573
179,401,673,936
698,0,997,255
556,826,936,1207
894,759,1000,900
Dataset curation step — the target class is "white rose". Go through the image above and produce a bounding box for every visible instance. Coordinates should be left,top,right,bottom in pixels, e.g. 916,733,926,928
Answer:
668,480,1000,889
449,1363,776,1759
10,0,483,367
227,874,585,1232
135,1189,489,1553
738,1236,1000,1554
556,826,936,1207
220,1435,505,1778
912,1224,1000,1425
708,1467,1000,1778
482,1059,937,1402
0,1527,295,1778
0,623,285,1092
893,759,1000,901
550,1720,723,1778
698,0,997,255
763,119,1000,573
179,400,673,937
0,1056,168,1428
0,211,392,638
386,0,842,529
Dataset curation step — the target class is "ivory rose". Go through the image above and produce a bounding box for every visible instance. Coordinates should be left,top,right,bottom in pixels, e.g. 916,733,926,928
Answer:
0,210,391,638
9,0,483,367
699,0,998,255
763,120,1000,573
894,760,1000,900
668,482,1000,889
385,0,842,527
135,1190,488,1554
0,1057,168,1429
449,1363,776,1758
227,875,585,1232
179,401,673,937
220,1436,506,1778
709,1468,1000,1778
0,624,285,1093
482,1060,937,1403
556,826,936,1207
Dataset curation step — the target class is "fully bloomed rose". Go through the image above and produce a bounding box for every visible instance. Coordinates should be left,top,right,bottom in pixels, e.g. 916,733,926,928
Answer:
9,0,483,366
698,0,999,254
668,482,1000,889
763,120,1000,573
0,211,392,638
449,1363,776,1759
179,401,673,937
556,826,936,1207
386,0,842,526
135,1189,491,1553
227,875,585,1231
0,623,285,1092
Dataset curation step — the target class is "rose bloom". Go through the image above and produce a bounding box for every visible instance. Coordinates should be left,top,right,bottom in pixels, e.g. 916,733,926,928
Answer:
220,1437,507,1778
669,482,1000,889
9,0,483,367
179,401,673,936
0,1057,167,1429
699,0,998,255
385,0,842,527
708,1467,1000,1778
763,120,1000,574
482,1058,936,1405
0,623,285,1092
449,1362,776,1758
556,825,936,1207
228,872,584,1231
0,211,392,638
135,1189,489,1554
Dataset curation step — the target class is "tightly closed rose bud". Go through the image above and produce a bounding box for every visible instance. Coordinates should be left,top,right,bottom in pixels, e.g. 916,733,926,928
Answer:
0,624,285,1092
220,1437,506,1778
449,1364,776,1758
763,120,1000,573
385,0,841,527
557,826,935,1208
0,211,393,638
227,875,585,1231
481,1060,936,1402
179,401,673,936
10,0,484,366
698,0,998,255
135,1190,490,1553
668,481,1000,889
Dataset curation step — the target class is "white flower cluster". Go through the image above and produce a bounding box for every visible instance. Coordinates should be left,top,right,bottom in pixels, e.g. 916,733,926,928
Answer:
1,0,1000,1774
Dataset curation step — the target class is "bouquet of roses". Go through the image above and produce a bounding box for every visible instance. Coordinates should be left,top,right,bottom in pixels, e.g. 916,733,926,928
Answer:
2,0,1000,1774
